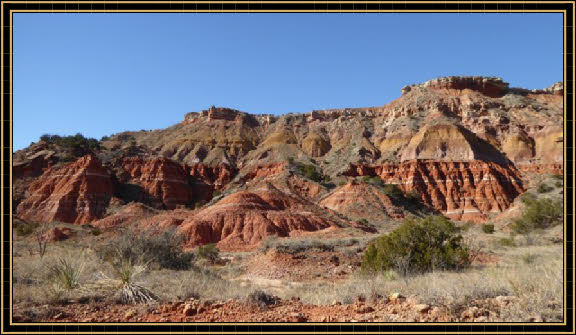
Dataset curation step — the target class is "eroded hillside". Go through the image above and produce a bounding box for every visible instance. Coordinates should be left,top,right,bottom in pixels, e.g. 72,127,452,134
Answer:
13,76,563,250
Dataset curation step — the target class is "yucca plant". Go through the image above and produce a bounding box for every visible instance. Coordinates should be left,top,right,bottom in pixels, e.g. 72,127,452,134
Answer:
44,255,86,303
91,249,158,304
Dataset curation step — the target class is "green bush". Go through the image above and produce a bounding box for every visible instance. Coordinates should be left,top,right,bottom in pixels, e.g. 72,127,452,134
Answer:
555,181,563,188
197,243,220,263
361,215,470,276
494,237,516,248
362,175,384,187
482,224,495,234
512,197,563,234
537,183,553,193
15,221,39,237
91,228,102,236
381,184,404,198
296,163,324,182
40,133,102,157
96,227,194,270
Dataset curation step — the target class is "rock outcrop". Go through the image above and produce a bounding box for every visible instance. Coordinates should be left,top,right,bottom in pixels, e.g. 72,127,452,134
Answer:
13,75,563,244
178,183,337,250
402,76,509,97
119,157,193,209
319,181,405,222
344,160,525,222
16,155,113,224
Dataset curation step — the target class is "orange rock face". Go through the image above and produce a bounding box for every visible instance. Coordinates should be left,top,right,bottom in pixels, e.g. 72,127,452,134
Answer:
187,163,237,190
344,160,525,222
121,157,193,209
16,155,113,224
517,163,564,176
319,181,405,221
178,183,336,251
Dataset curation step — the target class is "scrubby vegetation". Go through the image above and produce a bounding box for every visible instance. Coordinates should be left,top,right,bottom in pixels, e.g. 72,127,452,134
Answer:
246,289,279,308
482,224,495,234
96,227,195,270
295,163,324,182
40,133,103,159
259,236,361,254
361,215,470,276
512,197,563,235
196,243,220,263
537,183,554,194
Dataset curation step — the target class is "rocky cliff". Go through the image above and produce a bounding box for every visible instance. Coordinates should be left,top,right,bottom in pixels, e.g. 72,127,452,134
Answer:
16,155,113,224
13,76,563,249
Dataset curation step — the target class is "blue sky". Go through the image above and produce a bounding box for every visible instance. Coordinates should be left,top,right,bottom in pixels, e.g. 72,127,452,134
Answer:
13,13,562,151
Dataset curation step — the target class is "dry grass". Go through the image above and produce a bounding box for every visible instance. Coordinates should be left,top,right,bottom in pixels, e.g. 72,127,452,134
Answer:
12,217,564,322
280,243,562,321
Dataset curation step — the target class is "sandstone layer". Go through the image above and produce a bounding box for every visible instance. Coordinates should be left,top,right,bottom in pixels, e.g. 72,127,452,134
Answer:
13,76,564,248
16,155,113,224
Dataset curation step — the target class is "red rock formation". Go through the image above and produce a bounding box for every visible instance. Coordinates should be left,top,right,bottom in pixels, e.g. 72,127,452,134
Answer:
319,181,405,221
402,76,509,97
517,163,563,176
43,227,72,241
121,157,193,209
238,162,286,183
187,163,237,190
344,160,525,222
178,183,336,251
16,155,113,224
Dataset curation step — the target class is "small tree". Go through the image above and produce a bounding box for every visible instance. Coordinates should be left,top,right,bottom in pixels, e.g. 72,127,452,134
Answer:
361,215,469,276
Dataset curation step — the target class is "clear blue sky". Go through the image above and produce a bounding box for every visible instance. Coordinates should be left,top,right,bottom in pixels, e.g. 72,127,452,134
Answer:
13,13,562,151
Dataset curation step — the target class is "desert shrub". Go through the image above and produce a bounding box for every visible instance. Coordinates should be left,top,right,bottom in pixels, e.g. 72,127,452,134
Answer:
362,175,384,187
296,163,323,182
287,156,295,164
521,253,538,264
459,221,474,232
259,236,359,254
197,243,220,263
512,197,563,234
537,183,554,193
381,184,404,198
551,174,563,181
91,254,158,305
494,237,516,248
91,228,102,236
15,221,39,237
246,289,278,308
357,218,369,225
212,190,222,198
100,135,110,141
361,215,470,276
40,133,102,156
555,181,563,188
482,224,495,234
47,256,84,291
96,227,194,270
